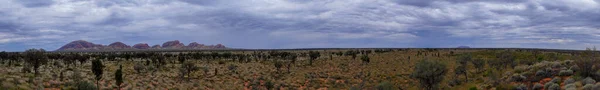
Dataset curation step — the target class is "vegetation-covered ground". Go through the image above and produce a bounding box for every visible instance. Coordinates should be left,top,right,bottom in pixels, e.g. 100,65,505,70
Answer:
1,48,598,90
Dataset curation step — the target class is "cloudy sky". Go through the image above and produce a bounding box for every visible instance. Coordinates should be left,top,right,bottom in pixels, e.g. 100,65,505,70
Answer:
0,0,599,51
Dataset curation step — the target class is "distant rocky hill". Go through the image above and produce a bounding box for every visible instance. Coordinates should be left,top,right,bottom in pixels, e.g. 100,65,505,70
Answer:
56,40,227,51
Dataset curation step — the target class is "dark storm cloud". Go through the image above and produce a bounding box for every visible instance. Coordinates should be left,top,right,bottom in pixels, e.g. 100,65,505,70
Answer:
0,0,599,51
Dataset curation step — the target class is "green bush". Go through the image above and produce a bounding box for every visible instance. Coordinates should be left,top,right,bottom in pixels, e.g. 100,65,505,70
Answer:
584,84,594,90
76,81,97,90
594,83,600,90
547,83,560,90
468,87,477,90
532,83,543,90
510,74,526,82
376,81,393,90
583,77,597,85
570,65,580,72
565,78,575,84
514,84,526,90
410,59,447,90
559,69,574,76
550,77,561,84
544,83,559,90
565,84,576,90
535,70,549,78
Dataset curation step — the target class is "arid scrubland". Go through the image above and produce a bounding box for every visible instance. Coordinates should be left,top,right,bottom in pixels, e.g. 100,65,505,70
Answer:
1,48,599,90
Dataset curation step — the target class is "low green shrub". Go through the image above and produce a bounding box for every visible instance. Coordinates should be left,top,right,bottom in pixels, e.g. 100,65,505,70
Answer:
376,81,393,90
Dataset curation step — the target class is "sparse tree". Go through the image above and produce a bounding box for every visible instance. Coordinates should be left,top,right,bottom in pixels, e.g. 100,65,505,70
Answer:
497,51,515,68
471,58,485,73
115,65,123,89
361,55,370,64
456,54,471,82
274,60,283,73
24,48,48,76
0,51,7,65
181,62,199,81
92,59,104,89
411,59,448,90
576,47,600,78
308,51,320,65
179,56,186,64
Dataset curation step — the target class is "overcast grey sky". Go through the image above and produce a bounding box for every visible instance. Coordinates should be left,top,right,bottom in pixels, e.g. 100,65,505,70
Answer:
1,0,599,51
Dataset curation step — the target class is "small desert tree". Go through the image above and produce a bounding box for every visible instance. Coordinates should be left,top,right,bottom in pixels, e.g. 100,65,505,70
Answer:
115,65,123,89
274,60,283,73
576,47,600,78
178,56,186,64
361,55,370,65
471,58,485,73
24,48,48,76
0,51,7,65
92,59,104,89
455,54,471,82
308,51,320,65
181,62,199,80
410,59,448,90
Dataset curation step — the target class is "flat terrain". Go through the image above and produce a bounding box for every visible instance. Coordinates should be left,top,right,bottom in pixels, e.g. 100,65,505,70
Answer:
0,48,587,89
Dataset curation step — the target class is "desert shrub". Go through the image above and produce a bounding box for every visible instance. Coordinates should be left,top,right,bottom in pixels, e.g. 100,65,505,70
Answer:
544,82,558,90
583,77,597,85
265,80,274,90
454,65,467,82
468,87,477,90
308,51,320,65
360,55,370,64
559,69,574,76
71,70,83,83
273,60,283,72
201,66,209,75
350,86,360,90
146,65,156,73
594,83,600,90
448,79,461,87
532,83,543,90
535,70,550,78
565,78,575,84
565,84,576,90
227,64,237,73
21,65,32,73
514,84,526,90
76,81,97,90
576,49,600,79
584,84,594,90
471,58,485,73
546,83,560,90
410,59,447,90
455,54,470,82
513,65,530,73
510,74,526,82
134,63,145,74
375,81,393,90
563,60,574,66
181,62,199,80
549,77,561,83
550,62,562,68
570,65,580,72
